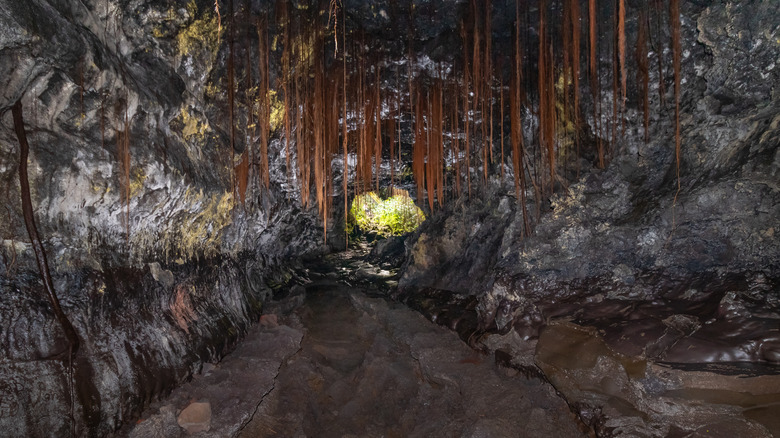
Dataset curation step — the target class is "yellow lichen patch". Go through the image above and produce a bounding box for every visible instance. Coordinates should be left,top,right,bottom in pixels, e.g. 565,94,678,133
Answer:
185,0,197,18
130,189,236,264
204,82,220,99
174,190,235,260
290,33,315,71
176,9,221,61
268,89,284,132
129,166,146,198
550,184,585,218
148,3,188,39
179,106,210,142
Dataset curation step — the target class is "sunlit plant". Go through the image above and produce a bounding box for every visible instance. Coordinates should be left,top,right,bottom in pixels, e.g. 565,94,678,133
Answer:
348,189,426,238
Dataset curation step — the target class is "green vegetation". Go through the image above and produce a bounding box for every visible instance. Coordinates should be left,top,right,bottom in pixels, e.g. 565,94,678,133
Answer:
348,189,426,238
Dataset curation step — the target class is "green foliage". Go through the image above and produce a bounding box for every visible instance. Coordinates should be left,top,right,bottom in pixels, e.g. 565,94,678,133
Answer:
348,190,426,238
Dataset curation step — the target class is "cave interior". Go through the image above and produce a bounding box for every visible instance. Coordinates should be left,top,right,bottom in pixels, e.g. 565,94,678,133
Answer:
0,0,778,436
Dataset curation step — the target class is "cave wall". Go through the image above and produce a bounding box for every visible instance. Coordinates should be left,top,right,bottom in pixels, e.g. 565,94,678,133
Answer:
0,0,325,436
0,0,326,267
393,3,779,433
399,1,779,340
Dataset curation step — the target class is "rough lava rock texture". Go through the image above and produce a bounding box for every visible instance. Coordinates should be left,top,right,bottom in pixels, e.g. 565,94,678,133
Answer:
126,322,303,438
0,0,324,436
237,282,586,438
397,1,780,436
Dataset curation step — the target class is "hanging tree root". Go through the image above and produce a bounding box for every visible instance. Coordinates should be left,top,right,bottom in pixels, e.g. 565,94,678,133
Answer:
12,99,80,360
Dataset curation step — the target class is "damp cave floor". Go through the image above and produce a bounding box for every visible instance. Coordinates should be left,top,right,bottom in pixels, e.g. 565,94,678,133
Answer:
123,247,589,438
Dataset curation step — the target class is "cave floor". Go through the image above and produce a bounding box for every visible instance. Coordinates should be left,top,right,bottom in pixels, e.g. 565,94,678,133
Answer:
237,280,587,437
123,251,588,437
120,244,780,437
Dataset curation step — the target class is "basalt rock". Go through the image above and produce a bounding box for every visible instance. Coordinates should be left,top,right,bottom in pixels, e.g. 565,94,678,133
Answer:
0,250,315,437
0,0,324,435
398,1,779,436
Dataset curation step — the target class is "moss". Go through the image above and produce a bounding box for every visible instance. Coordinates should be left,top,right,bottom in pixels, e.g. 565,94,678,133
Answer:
349,190,426,237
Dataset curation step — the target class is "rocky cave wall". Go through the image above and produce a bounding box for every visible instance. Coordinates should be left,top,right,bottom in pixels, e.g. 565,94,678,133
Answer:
400,0,779,332
395,2,779,434
0,0,325,436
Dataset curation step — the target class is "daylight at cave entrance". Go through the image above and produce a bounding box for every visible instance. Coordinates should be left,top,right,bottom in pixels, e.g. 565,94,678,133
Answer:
0,0,778,436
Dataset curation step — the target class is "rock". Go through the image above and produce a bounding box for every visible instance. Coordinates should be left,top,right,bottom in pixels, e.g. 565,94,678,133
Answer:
264,283,307,315
259,314,278,328
534,321,780,437
237,285,585,438
759,338,780,363
177,402,211,434
662,314,701,336
128,405,180,438
149,262,175,289
0,0,777,436
368,235,406,267
124,324,303,438
199,363,217,377
290,284,306,296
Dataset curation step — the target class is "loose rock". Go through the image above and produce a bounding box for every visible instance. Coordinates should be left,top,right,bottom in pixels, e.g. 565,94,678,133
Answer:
177,402,211,434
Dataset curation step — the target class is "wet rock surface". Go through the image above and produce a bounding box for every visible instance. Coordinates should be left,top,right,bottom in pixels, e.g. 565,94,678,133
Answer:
121,253,587,438
0,254,309,437
390,1,780,435
396,248,780,436
396,198,780,435
121,323,303,438
535,322,779,437
261,290,586,437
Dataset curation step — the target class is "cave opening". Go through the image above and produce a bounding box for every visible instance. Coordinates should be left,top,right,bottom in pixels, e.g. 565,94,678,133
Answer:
347,188,426,242
0,0,778,436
